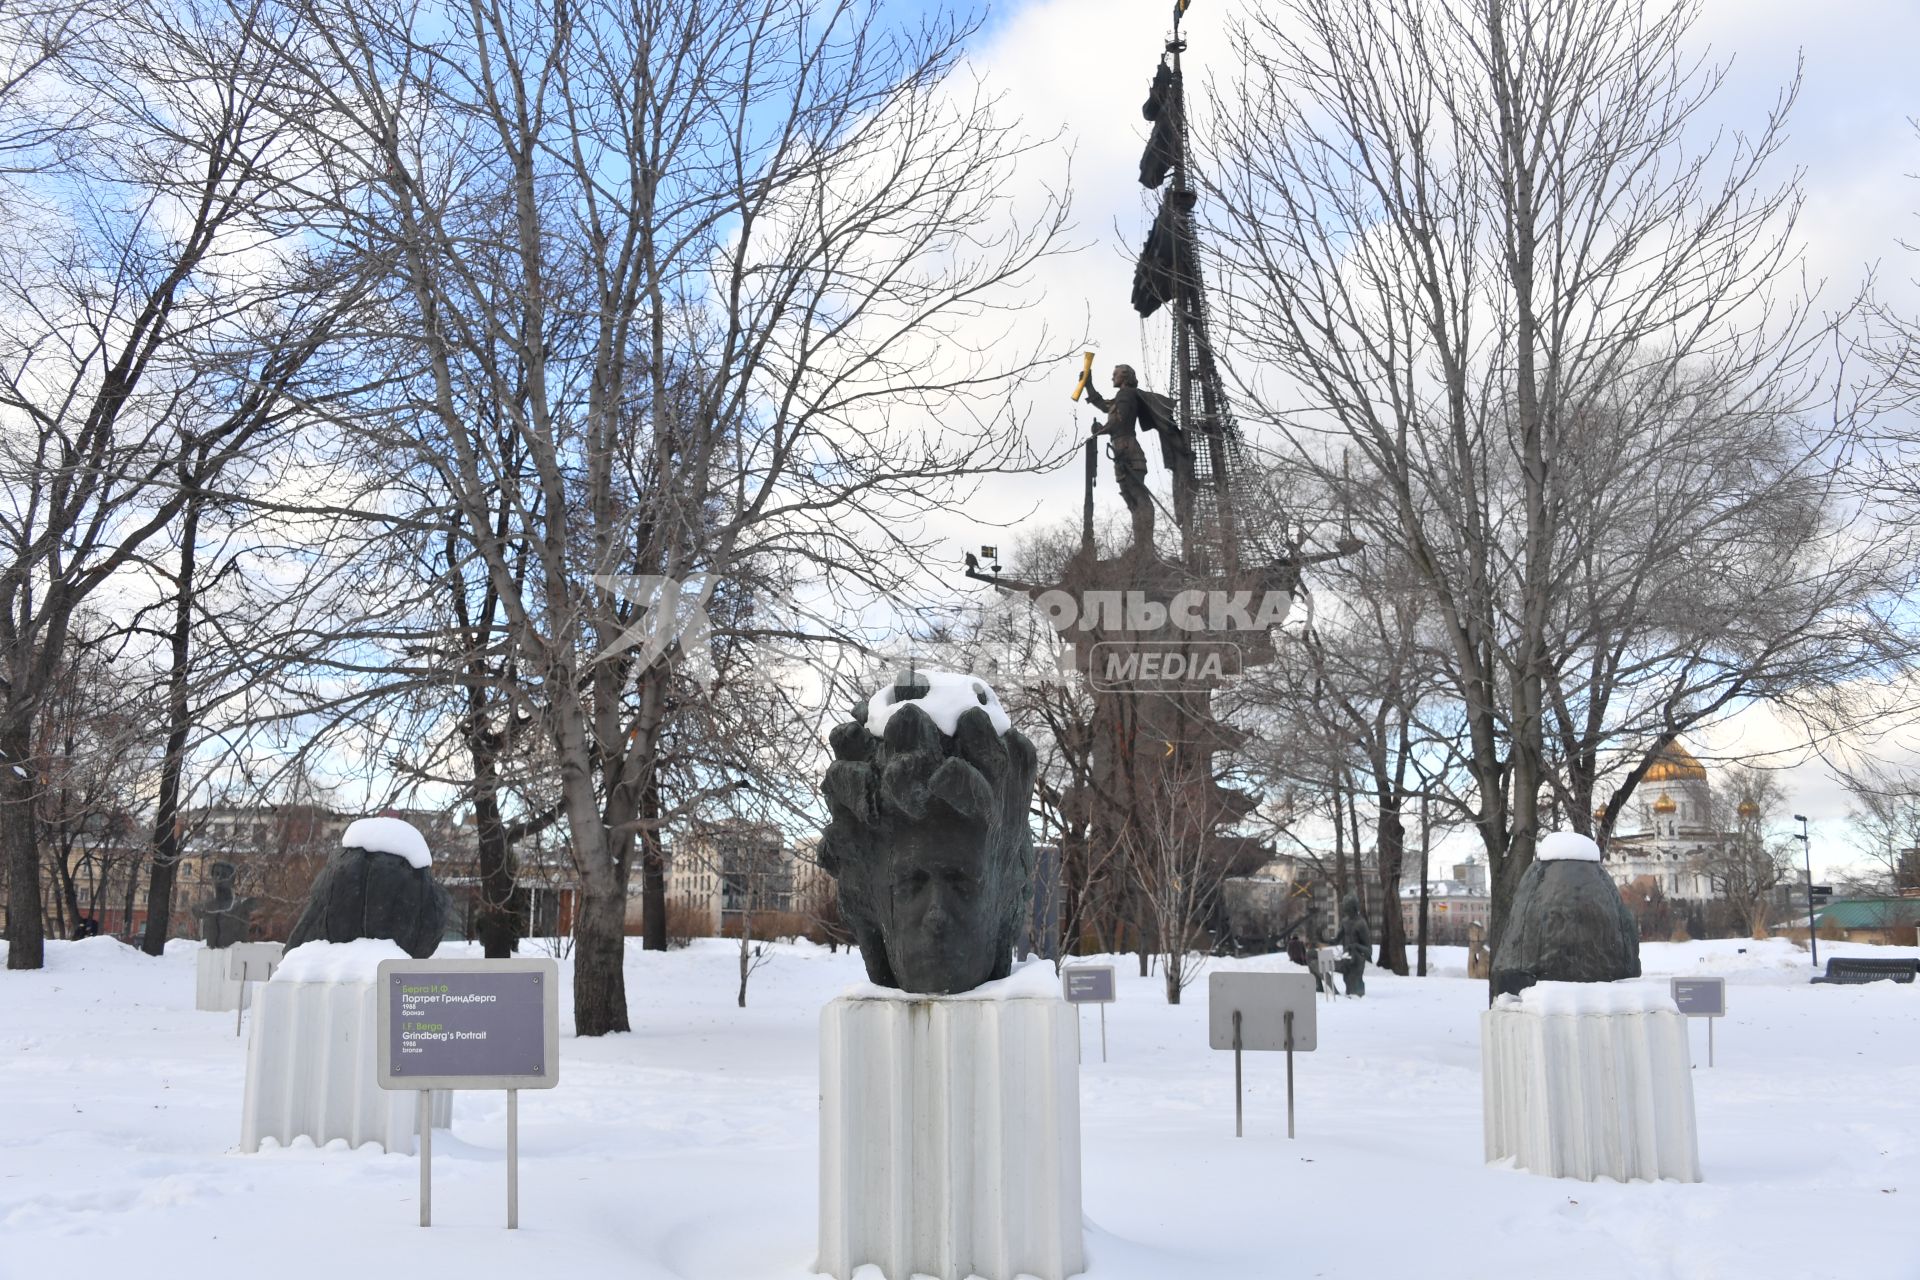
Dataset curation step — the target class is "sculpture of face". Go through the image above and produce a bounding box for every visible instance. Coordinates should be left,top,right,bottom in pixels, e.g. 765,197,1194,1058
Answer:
888,828,991,993
819,670,1038,995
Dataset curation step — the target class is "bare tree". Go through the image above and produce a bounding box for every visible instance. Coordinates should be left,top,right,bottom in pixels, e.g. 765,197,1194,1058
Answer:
1124,758,1255,1004
1840,761,1920,891
267,0,1068,1033
1205,0,1912,958
1697,767,1792,938
0,0,371,968
34,627,158,939
1244,540,1456,974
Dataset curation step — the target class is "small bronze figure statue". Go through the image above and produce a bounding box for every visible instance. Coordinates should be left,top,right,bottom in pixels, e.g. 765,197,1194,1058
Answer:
819,669,1039,995
1334,893,1371,997
196,862,255,949
1083,364,1193,549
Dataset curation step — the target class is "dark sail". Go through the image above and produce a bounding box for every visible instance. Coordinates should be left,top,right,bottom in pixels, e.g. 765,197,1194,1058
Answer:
1139,61,1178,188
1131,192,1187,317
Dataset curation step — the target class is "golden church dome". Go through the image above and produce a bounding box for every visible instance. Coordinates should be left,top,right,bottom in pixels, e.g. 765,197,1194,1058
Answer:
1644,743,1708,783
1737,799,1760,819
1652,790,1677,815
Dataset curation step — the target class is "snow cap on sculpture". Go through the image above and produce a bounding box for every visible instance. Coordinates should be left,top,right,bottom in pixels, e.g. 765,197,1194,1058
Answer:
1536,831,1601,862
819,669,1038,995
1491,828,1640,996
284,815,451,959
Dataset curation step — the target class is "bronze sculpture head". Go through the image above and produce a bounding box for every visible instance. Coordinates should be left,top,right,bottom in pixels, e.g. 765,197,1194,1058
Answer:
819,670,1038,994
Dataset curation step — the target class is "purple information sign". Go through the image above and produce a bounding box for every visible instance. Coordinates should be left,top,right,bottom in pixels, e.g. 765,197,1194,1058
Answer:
388,970,548,1081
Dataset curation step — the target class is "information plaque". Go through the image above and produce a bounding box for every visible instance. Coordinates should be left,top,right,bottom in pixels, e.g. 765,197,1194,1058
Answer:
1671,975,1727,1067
1062,963,1116,1063
1670,976,1726,1018
376,958,560,1091
1061,965,1115,1004
377,957,561,1230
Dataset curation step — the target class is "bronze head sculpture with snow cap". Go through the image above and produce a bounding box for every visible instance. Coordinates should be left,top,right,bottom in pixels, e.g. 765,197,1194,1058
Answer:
1491,830,1641,996
285,816,451,959
819,669,1039,995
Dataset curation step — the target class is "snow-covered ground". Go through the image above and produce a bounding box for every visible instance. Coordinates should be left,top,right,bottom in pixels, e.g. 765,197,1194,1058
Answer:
2,935,1915,1280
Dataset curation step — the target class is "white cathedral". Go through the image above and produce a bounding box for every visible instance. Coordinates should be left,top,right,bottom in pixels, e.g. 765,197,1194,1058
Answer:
1599,743,1732,903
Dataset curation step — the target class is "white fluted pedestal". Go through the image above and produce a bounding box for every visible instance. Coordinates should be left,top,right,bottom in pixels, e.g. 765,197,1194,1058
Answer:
817,969,1084,1280
240,940,450,1154
1482,982,1701,1183
195,947,243,1012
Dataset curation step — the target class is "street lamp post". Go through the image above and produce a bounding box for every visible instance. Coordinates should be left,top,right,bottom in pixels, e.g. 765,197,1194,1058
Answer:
1792,814,1817,968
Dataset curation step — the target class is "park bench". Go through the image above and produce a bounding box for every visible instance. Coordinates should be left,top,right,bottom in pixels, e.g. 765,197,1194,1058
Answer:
1809,956,1919,985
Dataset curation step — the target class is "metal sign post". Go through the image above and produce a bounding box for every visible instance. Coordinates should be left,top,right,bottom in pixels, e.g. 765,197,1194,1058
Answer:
1232,1011,1244,1137
377,958,561,1229
1209,972,1317,1138
417,1091,432,1227
1284,1010,1296,1139
1671,977,1727,1067
1061,964,1116,1064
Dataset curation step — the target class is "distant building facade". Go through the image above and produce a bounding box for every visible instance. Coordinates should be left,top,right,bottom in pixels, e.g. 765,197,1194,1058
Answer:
662,818,821,936
1399,857,1490,945
1798,894,1920,946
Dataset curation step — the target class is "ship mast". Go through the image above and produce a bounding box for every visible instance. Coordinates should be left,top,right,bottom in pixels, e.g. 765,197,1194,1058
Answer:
1146,3,1287,580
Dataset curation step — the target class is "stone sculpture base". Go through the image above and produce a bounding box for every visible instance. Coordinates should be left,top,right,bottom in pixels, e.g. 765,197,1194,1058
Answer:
195,947,243,1012
240,943,450,1153
817,979,1084,1280
1482,983,1700,1183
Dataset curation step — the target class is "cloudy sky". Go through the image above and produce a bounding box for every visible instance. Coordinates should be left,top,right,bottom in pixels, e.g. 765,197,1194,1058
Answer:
900,0,1920,877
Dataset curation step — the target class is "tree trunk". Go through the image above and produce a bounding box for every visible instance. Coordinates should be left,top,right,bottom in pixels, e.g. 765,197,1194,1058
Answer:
1331,782,1349,903
2,725,45,969
639,778,667,951
139,663,193,951
1375,804,1409,975
141,473,203,955
1416,796,1432,977
571,884,630,1035
737,926,751,1008
470,747,521,958
121,852,142,941
1347,784,1369,920
51,838,81,940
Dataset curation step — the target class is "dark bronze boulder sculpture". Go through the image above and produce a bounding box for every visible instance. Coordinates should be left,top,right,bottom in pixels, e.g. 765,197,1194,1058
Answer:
1491,831,1641,997
285,817,450,959
819,669,1039,995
